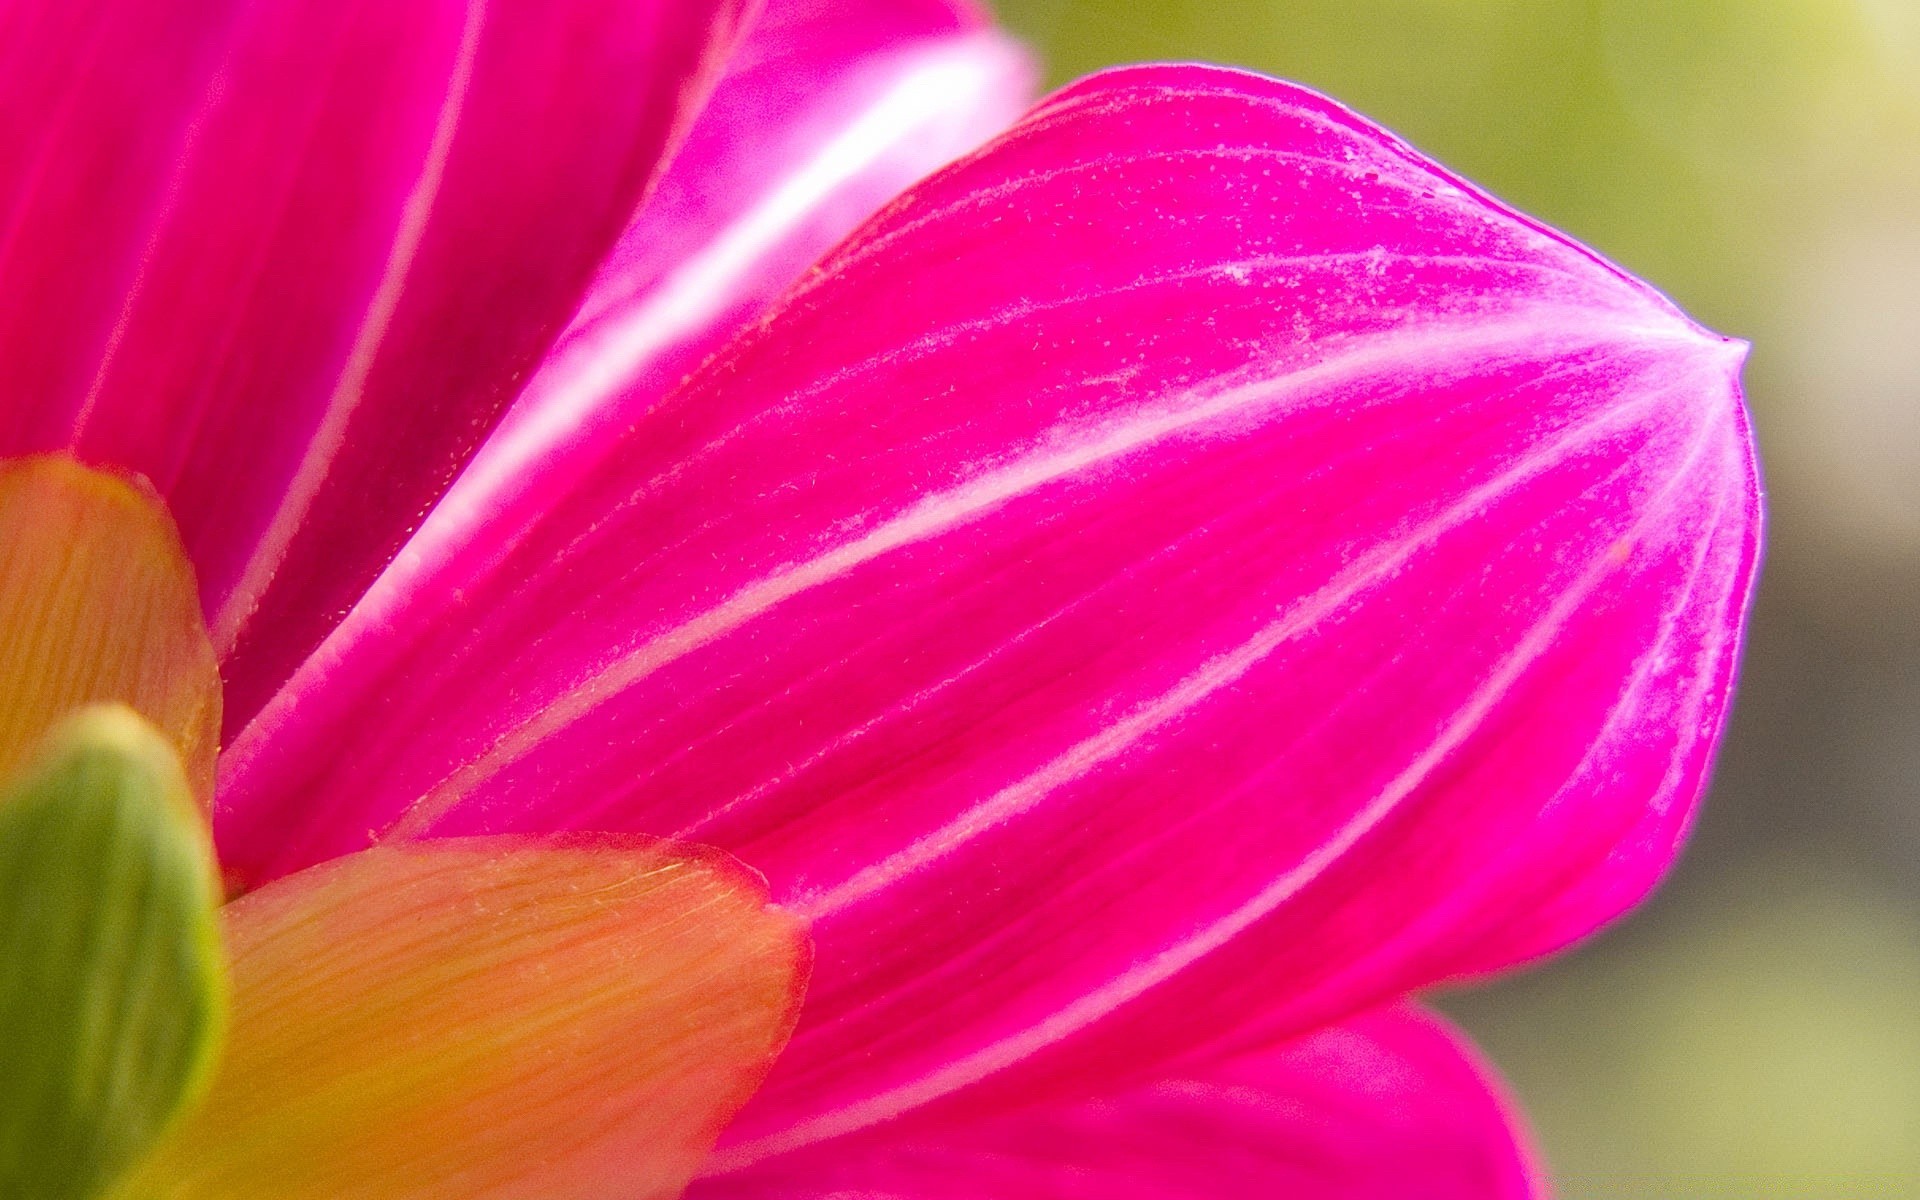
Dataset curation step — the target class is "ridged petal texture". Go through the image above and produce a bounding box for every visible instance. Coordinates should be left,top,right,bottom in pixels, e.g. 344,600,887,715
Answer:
691,1006,1542,1200
123,838,808,1200
316,0,1034,727
0,458,218,796
218,64,1762,1155
0,0,751,727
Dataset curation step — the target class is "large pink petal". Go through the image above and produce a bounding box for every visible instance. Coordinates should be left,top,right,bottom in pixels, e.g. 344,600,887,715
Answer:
218,65,1761,1153
318,0,1034,733
0,0,751,726
691,1006,1544,1200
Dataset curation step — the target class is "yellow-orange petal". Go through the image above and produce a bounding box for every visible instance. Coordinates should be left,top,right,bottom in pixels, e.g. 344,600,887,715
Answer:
123,837,809,1200
0,457,219,799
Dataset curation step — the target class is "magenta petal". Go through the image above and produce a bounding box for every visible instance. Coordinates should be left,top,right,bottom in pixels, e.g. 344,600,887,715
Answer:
326,0,1034,718
217,65,1761,1149
0,0,751,726
0,0,243,450
691,1006,1544,1199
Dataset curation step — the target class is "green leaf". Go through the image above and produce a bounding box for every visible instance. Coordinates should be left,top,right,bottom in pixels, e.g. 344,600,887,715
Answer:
0,705,227,1200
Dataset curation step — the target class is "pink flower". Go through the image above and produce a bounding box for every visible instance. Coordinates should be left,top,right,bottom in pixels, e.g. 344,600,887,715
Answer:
0,0,1760,1195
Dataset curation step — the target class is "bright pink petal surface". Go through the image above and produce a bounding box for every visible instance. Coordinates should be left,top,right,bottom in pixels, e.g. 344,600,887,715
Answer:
218,65,1761,1153
0,0,241,444
0,0,750,727
320,0,1033,722
691,1006,1544,1200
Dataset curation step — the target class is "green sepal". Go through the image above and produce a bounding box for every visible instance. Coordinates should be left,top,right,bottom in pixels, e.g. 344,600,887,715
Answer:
0,705,228,1200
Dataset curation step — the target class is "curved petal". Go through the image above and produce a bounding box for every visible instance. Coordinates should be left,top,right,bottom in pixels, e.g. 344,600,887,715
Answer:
125,837,808,1200
217,65,1762,1152
297,0,1034,740
0,0,752,727
691,1006,1544,1200
470,0,1033,526
0,457,219,798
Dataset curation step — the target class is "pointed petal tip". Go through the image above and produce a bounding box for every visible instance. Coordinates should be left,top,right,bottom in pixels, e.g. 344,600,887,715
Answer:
211,50,1766,1150
1666,323,1751,379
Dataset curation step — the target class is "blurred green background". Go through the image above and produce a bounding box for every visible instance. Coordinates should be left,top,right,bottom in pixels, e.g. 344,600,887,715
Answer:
993,1,1920,1194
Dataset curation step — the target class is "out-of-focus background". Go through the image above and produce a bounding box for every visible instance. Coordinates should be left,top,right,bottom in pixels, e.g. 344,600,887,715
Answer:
995,1,1920,1194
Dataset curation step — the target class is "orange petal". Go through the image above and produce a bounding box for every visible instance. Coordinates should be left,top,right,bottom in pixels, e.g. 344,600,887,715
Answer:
125,837,809,1199
0,456,218,799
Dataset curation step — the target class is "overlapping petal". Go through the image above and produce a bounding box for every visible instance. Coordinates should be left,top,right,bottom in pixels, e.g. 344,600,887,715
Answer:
218,64,1760,1153
0,458,219,796
320,0,1034,726
691,1006,1542,1199
0,0,752,727
126,837,808,1199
